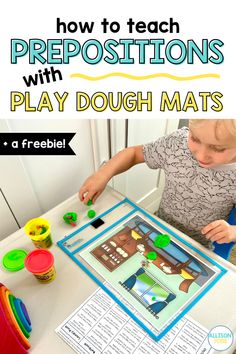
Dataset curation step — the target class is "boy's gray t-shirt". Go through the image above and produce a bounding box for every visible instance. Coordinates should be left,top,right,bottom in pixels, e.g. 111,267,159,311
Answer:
143,127,236,248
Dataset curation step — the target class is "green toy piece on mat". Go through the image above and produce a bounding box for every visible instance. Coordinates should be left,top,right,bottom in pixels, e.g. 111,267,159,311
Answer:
87,199,96,219
154,234,171,248
146,251,158,260
63,212,78,227
87,209,96,219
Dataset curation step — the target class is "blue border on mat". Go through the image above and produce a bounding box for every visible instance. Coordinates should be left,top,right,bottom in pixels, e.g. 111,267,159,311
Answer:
57,198,227,342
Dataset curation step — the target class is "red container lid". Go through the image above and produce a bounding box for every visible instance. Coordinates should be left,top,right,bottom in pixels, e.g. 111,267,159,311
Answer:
25,249,54,274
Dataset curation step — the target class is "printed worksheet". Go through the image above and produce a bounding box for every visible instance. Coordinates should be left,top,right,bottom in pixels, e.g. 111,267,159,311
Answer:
55,287,213,354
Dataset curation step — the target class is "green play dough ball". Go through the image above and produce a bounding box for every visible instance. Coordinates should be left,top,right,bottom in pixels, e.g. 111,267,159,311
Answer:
87,199,93,206
87,209,96,218
146,251,157,260
154,234,171,248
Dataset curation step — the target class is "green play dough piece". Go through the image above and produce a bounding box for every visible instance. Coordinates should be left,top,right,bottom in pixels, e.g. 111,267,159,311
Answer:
63,212,77,223
154,234,171,248
152,296,156,301
40,226,47,234
2,249,28,272
87,199,93,206
87,209,96,218
146,251,157,260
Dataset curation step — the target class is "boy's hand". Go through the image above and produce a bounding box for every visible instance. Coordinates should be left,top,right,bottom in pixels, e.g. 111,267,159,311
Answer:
202,220,236,244
79,145,144,205
79,171,109,205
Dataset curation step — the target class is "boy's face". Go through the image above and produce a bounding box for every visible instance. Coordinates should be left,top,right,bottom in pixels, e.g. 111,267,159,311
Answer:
188,120,236,168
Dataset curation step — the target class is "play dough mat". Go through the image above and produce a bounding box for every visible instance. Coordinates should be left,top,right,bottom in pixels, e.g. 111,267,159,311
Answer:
57,198,226,341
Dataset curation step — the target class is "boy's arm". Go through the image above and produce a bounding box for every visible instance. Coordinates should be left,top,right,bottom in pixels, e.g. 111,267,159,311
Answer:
79,145,144,204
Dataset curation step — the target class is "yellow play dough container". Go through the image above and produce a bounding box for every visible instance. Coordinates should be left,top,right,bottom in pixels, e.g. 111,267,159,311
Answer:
24,218,53,249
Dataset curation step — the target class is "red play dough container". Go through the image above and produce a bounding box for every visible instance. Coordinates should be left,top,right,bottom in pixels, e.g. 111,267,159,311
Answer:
24,249,56,283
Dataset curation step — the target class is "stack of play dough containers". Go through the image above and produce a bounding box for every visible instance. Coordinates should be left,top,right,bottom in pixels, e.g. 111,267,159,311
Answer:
0,283,32,354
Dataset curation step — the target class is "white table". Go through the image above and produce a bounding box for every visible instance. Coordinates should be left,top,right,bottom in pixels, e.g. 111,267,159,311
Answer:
1,187,236,353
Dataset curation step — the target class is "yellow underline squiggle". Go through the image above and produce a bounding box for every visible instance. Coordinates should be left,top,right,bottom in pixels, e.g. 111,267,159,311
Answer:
70,72,220,81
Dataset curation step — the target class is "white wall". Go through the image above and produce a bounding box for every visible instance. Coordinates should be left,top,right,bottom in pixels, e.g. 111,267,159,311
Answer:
0,189,20,239
6,119,95,212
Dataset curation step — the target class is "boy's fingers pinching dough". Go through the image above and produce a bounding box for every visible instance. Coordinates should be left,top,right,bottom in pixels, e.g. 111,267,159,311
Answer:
79,187,92,204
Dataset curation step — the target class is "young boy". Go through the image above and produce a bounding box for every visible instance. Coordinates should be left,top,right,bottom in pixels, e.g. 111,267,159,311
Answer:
79,119,236,249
